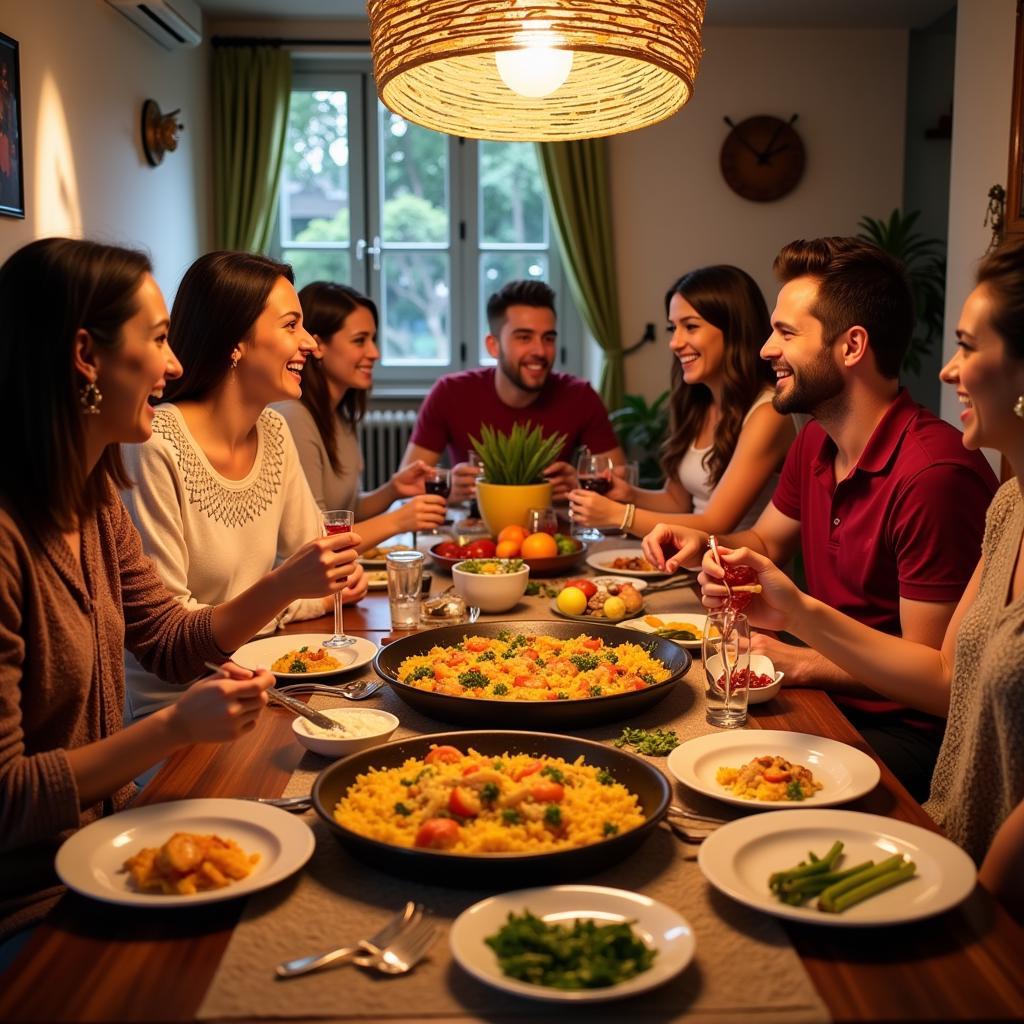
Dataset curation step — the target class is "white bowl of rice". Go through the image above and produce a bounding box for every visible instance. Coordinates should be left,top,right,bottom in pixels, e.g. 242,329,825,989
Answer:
292,707,400,759
452,559,530,613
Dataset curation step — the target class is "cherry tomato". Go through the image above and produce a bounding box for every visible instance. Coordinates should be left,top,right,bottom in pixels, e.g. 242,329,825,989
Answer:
465,538,497,559
434,542,464,560
565,578,597,599
425,745,463,765
530,781,564,803
512,759,542,782
413,818,461,849
464,638,490,653
448,786,481,818
763,770,791,783
581,637,602,650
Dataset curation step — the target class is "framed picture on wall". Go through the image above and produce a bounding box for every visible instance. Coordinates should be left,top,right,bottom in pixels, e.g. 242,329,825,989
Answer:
0,32,24,219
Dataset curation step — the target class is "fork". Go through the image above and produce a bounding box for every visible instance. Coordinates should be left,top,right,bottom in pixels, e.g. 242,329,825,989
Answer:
278,679,383,701
354,917,438,975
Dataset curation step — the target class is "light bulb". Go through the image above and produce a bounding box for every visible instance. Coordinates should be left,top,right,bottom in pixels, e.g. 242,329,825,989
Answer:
495,24,573,98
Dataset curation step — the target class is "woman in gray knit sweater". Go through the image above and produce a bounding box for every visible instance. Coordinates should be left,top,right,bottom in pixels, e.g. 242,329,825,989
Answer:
694,237,1024,919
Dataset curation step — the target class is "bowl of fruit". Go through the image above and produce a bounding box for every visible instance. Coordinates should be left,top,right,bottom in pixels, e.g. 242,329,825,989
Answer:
430,525,586,577
704,652,783,704
552,577,645,624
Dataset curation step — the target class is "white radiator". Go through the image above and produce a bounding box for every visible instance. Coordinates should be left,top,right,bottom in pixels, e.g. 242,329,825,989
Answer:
360,409,418,491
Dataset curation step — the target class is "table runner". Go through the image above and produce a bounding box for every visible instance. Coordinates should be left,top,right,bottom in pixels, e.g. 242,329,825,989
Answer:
199,588,829,1022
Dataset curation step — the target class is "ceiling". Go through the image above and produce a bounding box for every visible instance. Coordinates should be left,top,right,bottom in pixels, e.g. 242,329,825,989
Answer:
198,0,957,30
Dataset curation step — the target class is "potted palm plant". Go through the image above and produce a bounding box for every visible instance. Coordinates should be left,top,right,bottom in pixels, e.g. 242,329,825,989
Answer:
470,423,566,537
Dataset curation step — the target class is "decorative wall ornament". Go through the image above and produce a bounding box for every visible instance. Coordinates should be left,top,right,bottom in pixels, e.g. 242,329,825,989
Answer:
141,99,185,166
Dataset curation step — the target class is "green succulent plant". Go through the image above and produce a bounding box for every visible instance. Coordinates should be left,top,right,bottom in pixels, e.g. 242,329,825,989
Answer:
469,423,566,486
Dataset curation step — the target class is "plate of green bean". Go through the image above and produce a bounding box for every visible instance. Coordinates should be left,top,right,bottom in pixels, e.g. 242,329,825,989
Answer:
698,810,976,926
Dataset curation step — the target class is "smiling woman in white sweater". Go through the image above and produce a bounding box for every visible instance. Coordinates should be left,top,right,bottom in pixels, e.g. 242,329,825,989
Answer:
122,252,367,721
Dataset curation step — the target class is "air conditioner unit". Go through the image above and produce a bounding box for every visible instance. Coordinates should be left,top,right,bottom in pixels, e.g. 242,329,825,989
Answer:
106,0,202,50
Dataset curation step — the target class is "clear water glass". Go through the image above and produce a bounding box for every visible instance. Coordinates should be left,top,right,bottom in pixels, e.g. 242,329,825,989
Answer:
386,549,424,630
322,509,356,648
702,611,750,728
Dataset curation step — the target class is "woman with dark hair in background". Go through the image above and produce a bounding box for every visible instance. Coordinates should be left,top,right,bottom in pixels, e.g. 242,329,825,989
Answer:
276,281,445,551
0,239,287,943
121,252,366,723
698,237,1024,918
569,265,797,538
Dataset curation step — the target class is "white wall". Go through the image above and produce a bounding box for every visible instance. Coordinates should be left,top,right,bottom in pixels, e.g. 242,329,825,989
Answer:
611,26,909,399
941,0,1017,443
0,0,211,297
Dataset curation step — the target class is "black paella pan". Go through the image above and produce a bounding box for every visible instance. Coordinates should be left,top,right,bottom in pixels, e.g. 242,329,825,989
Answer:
371,619,691,727
312,729,672,885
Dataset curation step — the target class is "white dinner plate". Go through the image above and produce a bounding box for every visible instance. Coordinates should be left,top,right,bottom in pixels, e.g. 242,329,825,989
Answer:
619,612,714,650
55,798,315,908
585,548,672,578
449,885,696,1002
588,575,649,593
232,633,379,679
698,809,976,927
550,599,647,624
666,730,880,809
359,545,416,568
366,570,388,591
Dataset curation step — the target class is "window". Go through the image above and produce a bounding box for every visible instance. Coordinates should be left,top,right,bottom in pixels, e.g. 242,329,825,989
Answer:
275,60,579,389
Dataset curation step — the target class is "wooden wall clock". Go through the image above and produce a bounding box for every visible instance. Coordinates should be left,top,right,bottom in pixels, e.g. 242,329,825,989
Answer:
720,114,805,202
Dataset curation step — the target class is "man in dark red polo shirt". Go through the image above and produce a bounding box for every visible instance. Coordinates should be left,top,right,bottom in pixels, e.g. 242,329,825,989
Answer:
643,237,997,801
400,280,623,502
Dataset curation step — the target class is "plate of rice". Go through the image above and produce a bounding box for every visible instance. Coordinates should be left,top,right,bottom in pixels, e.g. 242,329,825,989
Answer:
233,633,379,679
312,730,671,884
372,621,691,727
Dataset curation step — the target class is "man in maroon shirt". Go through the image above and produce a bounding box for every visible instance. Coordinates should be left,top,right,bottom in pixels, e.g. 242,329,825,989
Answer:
400,280,623,501
643,237,997,801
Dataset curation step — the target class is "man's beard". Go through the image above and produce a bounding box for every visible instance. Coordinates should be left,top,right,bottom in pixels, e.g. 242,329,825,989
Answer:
772,344,844,417
499,353,550,393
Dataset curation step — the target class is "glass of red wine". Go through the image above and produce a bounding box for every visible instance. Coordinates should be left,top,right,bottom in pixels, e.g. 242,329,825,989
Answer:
574,453,614,541
423,467,451,537
322,509,356,648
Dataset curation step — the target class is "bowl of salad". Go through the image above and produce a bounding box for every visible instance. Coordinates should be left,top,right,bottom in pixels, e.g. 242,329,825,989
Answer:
452,558,530,613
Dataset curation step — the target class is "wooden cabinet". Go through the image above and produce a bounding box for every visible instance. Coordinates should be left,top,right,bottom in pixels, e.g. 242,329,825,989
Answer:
1006,0,1024,238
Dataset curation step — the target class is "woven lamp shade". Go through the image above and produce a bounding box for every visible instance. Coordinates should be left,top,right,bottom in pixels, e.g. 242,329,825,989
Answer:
368,0,707,142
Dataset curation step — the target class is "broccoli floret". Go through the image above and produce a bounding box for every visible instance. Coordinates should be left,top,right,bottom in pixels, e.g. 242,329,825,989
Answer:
596,769,615,786
786,780,806,801
507,634,529,650
602,651,618,664
570,653,600,672
492,682,509,696
544,805,563,827
288,660,307,673
603,821,619,836
458,669,490,690
502,808,521,825
393,802,412,816
639,672,656,685
496,629,512,642
540,765,565,784
477,650,496,662
555,691,569,700
480,782,500,805
298,645,309,652
408,665,433,682
588,684,603,697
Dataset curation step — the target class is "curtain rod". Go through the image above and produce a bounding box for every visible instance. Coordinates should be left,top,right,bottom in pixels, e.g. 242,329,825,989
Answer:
211,36,370,47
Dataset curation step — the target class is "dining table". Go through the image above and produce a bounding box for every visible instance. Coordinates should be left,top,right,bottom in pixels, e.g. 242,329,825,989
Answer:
2,539,1023,1023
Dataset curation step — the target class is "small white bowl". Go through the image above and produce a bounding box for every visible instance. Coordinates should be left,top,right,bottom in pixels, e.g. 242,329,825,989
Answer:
291,707,399,759
705,652,783,704
451,559,530,613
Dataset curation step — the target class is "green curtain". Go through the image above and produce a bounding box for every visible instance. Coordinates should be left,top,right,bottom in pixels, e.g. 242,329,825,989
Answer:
536,139,625,411
212,46,292,252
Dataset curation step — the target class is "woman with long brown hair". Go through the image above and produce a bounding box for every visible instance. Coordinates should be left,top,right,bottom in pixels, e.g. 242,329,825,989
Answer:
569,265,797,538
276,281,445,551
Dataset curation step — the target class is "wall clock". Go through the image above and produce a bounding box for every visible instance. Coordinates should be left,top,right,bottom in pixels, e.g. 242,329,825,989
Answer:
720,114,805,202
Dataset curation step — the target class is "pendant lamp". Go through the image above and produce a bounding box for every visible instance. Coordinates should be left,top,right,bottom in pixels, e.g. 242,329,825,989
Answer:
367,0,707,141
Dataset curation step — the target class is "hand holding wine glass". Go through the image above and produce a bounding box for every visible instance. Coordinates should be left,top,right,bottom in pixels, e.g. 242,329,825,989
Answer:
322,509,356,648
572,453,614,541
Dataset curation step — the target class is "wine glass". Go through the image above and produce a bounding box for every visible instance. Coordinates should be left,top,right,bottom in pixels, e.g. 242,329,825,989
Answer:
573,452,614,542
465,451,484,521
422,467,451,537
321,509,356,649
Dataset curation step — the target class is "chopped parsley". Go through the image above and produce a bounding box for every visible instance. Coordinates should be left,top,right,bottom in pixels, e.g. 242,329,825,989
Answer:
786,780,806,801
596,769,615,786
588,684,603,697
408,665,433,682
570,653,600,672
602,821,619,837
544,804,563,827
496,629,512,642
476,650,496,662
501,808,521,825
288,660,307,673
602,651,618,664
393,802,412,816
639,672,656,685
399,766,434,786
540,765,565,784
492,682,509,696
492,758,505,770
480,782,500,805
535,658,546,668
613,727,679,757
298,646,309,652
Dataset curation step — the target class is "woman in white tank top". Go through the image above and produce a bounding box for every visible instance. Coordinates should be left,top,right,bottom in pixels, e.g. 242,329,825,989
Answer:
570,265,798,539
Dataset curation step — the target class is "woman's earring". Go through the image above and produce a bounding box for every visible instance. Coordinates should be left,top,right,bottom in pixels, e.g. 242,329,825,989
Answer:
79,380,102,415
1014,395,1024,420
230,350,240,370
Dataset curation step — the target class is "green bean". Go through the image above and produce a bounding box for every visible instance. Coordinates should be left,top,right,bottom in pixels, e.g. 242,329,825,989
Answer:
769,841,844,890
822,863,916,913
817,854,906,912
781,861,875,896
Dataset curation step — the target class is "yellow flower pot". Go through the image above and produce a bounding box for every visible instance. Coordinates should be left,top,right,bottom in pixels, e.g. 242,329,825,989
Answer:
476,481,553,537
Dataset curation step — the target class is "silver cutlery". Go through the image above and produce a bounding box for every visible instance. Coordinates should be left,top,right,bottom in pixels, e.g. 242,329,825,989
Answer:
275,902,421,978
667,804,727,825
266,687,348,733
353,916,438,975
278,679,384,701
254,794,312,812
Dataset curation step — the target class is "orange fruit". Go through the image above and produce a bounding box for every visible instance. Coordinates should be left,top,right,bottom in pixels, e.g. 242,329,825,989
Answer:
520,532,559,559
498,524,529,545
495,539,521,558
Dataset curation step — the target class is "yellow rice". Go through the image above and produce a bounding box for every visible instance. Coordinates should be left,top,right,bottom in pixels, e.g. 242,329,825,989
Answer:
395,632,670,702
334,746,645,854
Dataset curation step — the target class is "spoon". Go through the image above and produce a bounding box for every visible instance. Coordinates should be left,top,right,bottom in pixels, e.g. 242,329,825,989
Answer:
203,662,346,734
